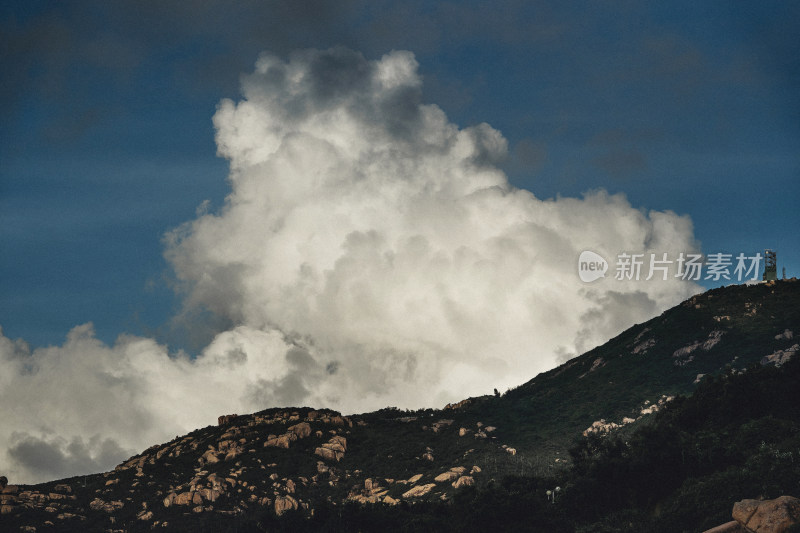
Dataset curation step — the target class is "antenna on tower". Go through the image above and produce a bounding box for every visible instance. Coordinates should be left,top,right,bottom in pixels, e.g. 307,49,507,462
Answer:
762,249,777,281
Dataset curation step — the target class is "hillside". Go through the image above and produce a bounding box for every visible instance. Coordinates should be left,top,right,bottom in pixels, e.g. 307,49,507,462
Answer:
1,279,798,532
473,278,800,461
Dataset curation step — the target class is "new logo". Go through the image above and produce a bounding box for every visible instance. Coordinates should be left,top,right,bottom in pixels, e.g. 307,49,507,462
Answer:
578,250,608,282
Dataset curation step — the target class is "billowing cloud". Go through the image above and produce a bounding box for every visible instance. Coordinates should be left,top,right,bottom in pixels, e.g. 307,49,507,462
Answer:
0,323,315,483
165,47,700,409
0,48,701,484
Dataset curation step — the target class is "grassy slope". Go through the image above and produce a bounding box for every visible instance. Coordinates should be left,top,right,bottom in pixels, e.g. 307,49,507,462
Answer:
466,281,800,467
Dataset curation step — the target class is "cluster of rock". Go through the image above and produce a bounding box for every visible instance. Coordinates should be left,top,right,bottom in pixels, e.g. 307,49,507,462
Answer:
342,462,483,507
433,466,476,489
117,432,199,475
218,414,238,425
347,478,396,505
444,399,471,410
639,395,674,415
0,481,80,523
761,344,798,367
703,495,800,533
421,446,435,461
683,294,704,309
114,408,354,472
628,326,654,353
274,494,299,516
583,418,635,437
144,409,350,521
0,454,494,530
430,419,454,433
162,471,236,511
500,444,516,455
0,408,361,529
201,436,247,465
457,421,496,439
673,330,725,366
264,421,313,449
632,337,656,355
89,497,124,513
314,435,347,462
579,357,607,378
164,461,309,519
394,474,435,499
401,482,437,499
582,395,673,437
396,465,480,500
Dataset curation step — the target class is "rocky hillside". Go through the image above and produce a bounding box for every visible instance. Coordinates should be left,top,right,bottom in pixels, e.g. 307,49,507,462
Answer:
476,278,800,458
1,279,798,532
0,404,523,531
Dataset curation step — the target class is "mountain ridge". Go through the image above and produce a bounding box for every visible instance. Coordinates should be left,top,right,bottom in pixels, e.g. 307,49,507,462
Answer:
1,279,798,531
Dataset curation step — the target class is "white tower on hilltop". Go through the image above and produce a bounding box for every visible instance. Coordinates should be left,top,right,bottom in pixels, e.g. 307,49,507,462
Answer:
762,249,777,281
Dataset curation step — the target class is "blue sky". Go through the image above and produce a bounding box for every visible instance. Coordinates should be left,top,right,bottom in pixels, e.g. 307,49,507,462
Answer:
1,1,798,349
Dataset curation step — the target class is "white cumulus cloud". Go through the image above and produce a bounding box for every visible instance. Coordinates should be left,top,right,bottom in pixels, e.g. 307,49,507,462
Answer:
0,47,701,483
165,47,700,413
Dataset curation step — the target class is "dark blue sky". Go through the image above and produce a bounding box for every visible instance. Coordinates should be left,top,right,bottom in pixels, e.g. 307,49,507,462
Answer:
2,0,798,349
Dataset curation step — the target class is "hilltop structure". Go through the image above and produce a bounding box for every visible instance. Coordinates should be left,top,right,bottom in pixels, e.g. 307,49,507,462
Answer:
763,249,778,281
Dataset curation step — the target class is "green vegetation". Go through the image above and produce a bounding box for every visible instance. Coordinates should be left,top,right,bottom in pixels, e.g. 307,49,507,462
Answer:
259,355,800,532
565,356,800,532
3,281,798,531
